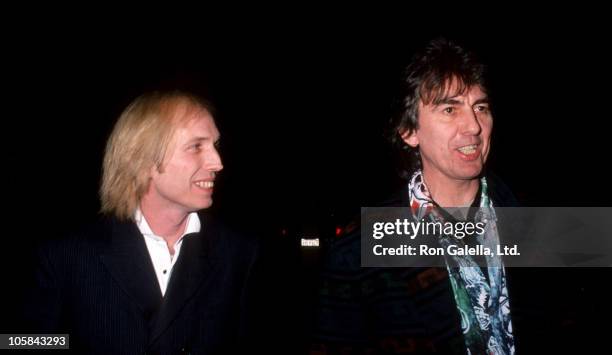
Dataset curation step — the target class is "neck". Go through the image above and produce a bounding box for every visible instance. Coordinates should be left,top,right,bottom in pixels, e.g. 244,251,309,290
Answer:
139,196,189,248
422,169,480,207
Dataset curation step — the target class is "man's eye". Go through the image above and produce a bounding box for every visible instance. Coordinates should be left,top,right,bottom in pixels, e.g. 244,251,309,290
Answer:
443,107,454,114
475,105,489,113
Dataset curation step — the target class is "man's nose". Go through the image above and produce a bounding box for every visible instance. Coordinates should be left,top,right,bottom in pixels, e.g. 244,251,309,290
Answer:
206,148,224,173
461,110,482,135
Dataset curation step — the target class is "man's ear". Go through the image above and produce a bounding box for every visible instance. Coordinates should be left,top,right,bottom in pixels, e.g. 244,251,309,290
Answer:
400,129,419,148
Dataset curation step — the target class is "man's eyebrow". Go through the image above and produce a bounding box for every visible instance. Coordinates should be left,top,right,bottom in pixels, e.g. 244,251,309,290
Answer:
434,97,463,106
187,137,208,143
185,136,221,143
184,136,214,144
473,97,490,105
433,96,490,106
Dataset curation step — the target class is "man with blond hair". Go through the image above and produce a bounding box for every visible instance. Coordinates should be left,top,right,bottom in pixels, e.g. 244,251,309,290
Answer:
24,91,260,354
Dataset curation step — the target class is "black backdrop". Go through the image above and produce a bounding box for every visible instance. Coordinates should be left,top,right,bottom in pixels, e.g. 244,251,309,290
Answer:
3,13,611,351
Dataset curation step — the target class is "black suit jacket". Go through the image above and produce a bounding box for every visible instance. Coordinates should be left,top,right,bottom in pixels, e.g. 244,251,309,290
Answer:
23,213,260,355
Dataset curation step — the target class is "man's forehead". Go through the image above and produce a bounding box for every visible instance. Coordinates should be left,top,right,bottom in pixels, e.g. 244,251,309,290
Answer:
172,112,218,139
421,82,487,106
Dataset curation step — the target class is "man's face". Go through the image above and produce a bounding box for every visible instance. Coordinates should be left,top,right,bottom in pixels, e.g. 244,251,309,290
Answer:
402,83,492,184
148,108,223,214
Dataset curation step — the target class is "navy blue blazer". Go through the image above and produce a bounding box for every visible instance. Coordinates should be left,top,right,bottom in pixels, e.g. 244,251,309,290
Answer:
22,213,260,355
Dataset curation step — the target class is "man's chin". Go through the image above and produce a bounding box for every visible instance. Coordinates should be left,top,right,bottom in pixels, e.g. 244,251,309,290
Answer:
192,199,213,211
454,167,484,181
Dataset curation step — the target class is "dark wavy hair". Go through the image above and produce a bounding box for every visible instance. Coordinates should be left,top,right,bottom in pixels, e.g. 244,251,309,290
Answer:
388,38,488,178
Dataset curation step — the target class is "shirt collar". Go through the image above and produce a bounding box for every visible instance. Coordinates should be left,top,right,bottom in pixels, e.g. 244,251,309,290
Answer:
134,208,201,242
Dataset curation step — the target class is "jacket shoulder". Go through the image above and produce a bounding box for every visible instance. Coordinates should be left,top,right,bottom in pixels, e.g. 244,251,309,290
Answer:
486,171,520,207
198,213,260,264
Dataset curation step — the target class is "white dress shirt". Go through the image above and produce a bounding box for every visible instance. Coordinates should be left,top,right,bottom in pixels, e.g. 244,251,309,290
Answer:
134,209,201,296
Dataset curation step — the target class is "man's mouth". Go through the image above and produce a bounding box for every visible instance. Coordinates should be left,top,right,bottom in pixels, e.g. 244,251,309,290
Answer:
455,144,482,161
457,144,478,155
194,181,214,189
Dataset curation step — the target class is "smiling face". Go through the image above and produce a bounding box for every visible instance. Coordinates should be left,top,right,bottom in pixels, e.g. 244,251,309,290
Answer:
145,106,223,215
402,81,492,186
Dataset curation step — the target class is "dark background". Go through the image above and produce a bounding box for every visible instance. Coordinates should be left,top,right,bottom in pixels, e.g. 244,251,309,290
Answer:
2,11,611,351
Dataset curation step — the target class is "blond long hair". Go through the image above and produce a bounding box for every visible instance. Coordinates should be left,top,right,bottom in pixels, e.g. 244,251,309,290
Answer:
100,91,213,220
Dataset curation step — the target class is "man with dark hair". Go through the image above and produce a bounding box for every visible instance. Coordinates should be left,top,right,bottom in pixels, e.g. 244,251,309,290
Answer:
390,38,491,180
390,38,514,354
311,38,519,354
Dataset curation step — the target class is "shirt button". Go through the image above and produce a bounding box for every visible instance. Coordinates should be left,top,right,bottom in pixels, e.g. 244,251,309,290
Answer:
163,269,167,274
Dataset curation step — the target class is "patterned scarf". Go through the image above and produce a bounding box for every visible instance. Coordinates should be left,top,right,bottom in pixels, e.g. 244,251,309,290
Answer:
408,170,515,355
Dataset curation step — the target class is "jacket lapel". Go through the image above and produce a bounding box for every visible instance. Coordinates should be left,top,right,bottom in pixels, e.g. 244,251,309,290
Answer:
99,218,163,321
148,229,218,345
